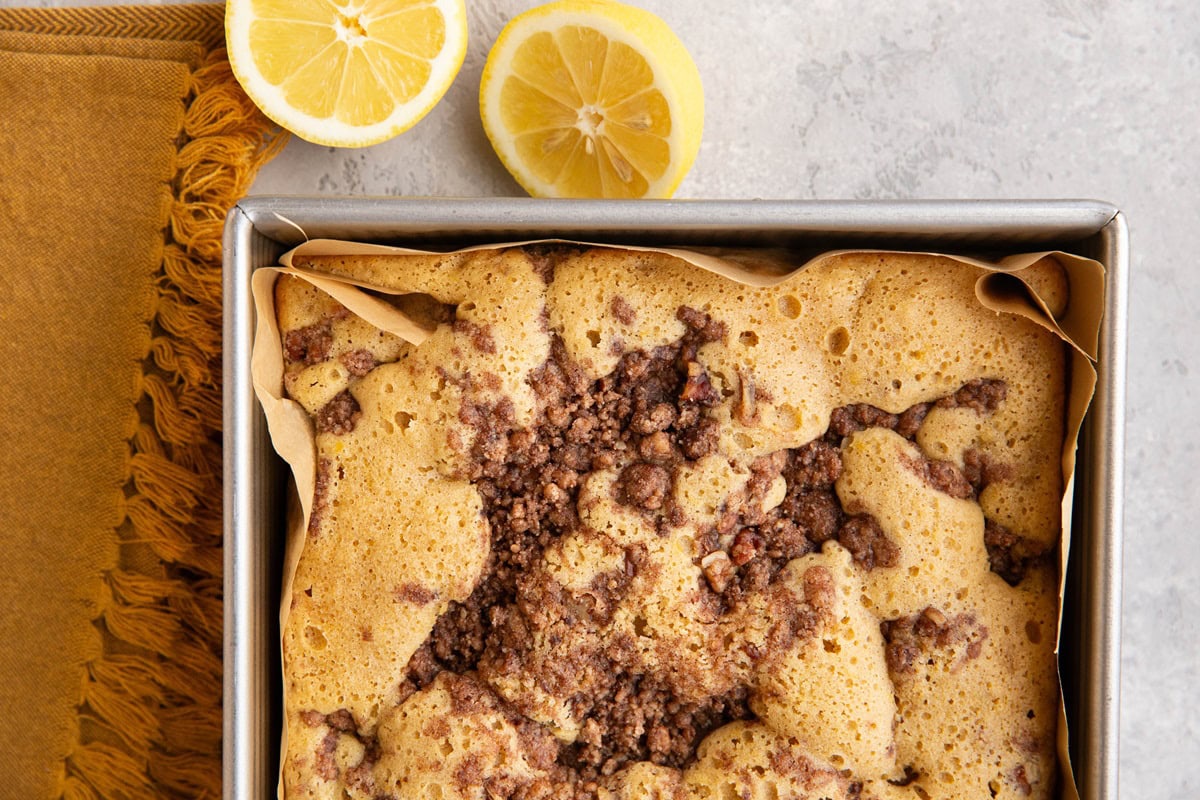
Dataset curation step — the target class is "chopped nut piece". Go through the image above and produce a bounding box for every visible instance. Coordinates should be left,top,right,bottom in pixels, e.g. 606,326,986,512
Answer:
638,431,674,462
701,550,735,593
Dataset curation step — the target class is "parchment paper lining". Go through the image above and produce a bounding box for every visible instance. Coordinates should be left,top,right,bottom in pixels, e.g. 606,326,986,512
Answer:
252,239,1104,800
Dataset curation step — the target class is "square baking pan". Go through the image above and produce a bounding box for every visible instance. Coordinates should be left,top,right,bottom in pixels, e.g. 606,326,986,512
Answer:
223,198,1126,800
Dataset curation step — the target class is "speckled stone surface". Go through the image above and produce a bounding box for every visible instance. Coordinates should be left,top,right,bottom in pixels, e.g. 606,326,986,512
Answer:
25,0,1199,795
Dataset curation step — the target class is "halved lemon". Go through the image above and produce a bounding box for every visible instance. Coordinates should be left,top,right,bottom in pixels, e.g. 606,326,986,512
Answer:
226,0,468,147
479,0,704,198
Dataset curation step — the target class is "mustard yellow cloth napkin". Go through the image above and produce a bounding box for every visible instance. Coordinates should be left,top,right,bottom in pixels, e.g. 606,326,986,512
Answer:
0,5,285,797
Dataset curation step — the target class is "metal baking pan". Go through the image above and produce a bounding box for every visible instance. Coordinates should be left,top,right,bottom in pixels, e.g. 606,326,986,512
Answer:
223,198,1125,800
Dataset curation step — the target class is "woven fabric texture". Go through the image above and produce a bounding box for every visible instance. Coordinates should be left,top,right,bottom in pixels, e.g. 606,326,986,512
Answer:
0,4,285,797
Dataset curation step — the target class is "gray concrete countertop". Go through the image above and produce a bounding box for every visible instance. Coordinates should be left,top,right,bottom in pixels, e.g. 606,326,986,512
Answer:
33,0,1200,795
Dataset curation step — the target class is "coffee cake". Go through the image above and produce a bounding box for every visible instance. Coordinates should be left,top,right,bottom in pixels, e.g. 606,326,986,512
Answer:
275,246,1065,800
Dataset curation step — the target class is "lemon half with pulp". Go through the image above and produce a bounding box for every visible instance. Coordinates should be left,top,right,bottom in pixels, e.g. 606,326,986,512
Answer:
480,0,704,198
226,0,468,147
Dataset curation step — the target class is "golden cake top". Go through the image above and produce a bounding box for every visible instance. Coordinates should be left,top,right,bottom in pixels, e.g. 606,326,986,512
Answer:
275,247,1064,800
